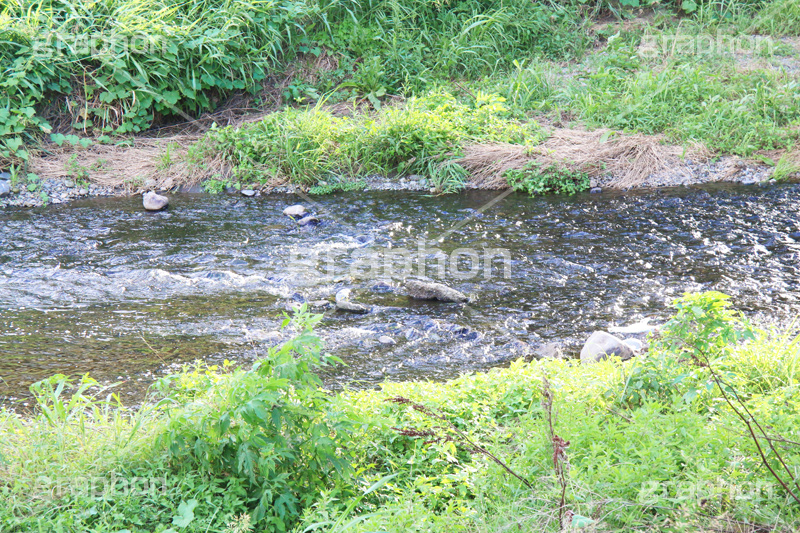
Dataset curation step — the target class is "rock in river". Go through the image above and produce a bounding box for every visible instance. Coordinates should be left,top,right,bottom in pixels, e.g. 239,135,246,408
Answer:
143,191,169,211
283,204,307,218
0,181,11,198
580,331,635,364
335,288,369,314
404,279,469,303
296,215,320,227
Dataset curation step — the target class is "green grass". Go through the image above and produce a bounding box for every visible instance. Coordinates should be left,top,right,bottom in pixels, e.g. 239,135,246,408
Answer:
189,91,544,192
2,292,800,532
4,0,799,182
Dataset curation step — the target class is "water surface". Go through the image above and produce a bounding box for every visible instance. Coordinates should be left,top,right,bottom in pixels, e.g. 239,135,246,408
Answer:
2,185,799,405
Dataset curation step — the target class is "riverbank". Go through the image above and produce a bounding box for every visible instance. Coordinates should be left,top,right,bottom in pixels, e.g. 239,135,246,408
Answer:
1,292,799,531
3,1,800,208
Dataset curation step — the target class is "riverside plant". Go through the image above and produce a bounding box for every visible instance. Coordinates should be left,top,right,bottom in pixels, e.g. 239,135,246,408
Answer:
2,293,800,531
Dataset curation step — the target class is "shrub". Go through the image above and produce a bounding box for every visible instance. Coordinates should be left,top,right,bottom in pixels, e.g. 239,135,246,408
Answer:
156,307,355,529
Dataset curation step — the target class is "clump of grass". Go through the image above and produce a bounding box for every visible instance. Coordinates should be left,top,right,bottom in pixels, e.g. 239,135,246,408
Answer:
191,91,542,191
771,147,800,181
572,58,800,156
749,0,800,35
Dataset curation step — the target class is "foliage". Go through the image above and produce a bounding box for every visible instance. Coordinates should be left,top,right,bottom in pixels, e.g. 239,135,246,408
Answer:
572,57,800,156
155,307,354,529
307,178,367,195
2,293,800,531
192,91,539,189
749,0,800,35
505,162,590,196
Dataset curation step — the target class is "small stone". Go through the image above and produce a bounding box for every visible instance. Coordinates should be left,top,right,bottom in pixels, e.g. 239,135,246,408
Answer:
240,189,256,197
0,172,10,181
283,204,307,218
143,191,169,211
590,187,602,194
78,188,88,195
378,335,396,345
0,181,10,198
63,179,76,188
404,279,469,303
334,288,369,314
296,215,320,227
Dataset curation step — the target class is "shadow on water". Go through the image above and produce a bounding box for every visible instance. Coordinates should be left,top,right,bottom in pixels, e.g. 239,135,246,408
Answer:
1,184,799,405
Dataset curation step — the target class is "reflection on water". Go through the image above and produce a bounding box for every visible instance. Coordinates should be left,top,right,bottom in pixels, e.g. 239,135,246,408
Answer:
1,184,799,404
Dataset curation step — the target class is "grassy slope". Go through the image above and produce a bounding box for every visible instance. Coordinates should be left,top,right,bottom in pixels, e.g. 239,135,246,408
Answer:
3,0,800,191
1,293,799,532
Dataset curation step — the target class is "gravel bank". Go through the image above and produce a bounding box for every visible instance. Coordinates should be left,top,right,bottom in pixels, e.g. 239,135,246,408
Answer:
0,158,784,209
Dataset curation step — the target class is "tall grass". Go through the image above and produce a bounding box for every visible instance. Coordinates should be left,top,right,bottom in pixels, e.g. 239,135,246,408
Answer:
191,91,541,190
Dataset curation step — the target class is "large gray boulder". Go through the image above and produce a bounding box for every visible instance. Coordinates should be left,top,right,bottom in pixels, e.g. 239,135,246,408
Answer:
580,331,635,364
143,191,169,211
404,280,469,303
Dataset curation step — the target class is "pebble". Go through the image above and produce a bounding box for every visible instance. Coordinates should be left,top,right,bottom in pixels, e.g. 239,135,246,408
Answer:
378,335,396,345
240,189,256,197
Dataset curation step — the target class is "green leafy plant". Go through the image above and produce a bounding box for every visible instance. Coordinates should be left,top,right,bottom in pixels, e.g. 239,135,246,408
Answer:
505,162,590,195
156,307,355,529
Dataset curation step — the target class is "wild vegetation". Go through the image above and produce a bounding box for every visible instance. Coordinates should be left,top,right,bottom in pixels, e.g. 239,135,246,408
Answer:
3,0,800,193
1,292,799,531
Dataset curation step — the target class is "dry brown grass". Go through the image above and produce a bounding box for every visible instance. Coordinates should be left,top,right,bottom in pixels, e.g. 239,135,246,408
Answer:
460,128,710,189
28,136,201,193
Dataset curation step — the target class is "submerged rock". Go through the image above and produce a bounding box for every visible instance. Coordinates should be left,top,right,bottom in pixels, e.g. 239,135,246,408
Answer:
404,279,469,303
335,288,369,314
378,335,396,345
143,191,169,211
283,204,307,218
580,331,635,364
296,215,320,227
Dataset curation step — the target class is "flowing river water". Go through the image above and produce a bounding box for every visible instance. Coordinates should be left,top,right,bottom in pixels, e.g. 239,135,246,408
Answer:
2,184,800,406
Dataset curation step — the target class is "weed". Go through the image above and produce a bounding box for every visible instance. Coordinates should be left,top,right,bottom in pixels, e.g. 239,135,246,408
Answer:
505,162,590,196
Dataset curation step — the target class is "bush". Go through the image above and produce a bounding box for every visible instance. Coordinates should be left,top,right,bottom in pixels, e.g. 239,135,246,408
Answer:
156,307,354,529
